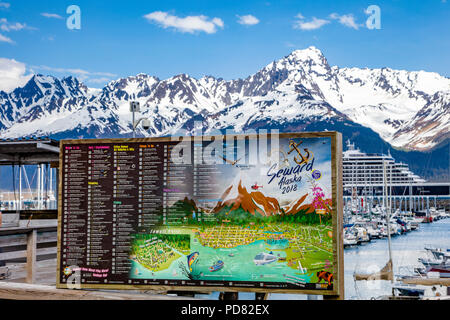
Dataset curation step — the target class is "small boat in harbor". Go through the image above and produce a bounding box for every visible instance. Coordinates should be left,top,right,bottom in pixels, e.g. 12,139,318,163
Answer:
414,266,450,278
424,246,450,259
418,247,450,268
404,217,420,230
344,234,358,247
391,282,448,299
209,260,224,272
254,252,278,266
390,245,450,300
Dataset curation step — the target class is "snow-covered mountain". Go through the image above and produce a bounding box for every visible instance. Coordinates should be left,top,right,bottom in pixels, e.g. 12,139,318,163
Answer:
0,46,448,153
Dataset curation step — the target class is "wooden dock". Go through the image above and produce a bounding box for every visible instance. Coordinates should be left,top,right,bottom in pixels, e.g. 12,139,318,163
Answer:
0,282,196,300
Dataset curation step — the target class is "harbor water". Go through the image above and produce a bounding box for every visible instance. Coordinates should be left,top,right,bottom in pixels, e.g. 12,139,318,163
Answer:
196,218,449,300
343,217,449,300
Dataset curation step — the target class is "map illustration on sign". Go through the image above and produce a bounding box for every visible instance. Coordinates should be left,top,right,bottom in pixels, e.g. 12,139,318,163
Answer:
58,133,342,294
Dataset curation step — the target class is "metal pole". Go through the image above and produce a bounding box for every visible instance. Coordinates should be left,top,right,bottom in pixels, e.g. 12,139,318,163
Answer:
49,166,55,209
409,184,412,212
38,164,41,210
19,164,22,211
46,163,49,209
40,164,42,210
383,160,393,283
42,164,45,209
36,165,40,210
132,108,136,138
389,163,392,213
49,167,52,209
382,163,385,204
49,167,52,191
39,164,43,210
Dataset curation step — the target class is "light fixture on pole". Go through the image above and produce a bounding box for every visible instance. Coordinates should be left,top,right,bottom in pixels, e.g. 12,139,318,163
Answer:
130,101,141,138
130,101,151,137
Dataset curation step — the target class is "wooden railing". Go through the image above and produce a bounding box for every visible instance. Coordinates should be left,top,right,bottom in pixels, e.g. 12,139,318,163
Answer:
0,225,201,300
0,226,57,283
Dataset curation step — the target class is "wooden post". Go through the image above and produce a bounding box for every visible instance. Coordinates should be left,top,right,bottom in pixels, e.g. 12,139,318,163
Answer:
325,133,345,301
26,230,37,284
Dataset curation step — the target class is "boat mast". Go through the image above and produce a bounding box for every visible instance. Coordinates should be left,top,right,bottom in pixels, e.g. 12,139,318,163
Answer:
383,159,394,283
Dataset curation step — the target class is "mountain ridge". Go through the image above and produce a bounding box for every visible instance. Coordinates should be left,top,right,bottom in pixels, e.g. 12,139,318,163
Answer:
0,47,448,180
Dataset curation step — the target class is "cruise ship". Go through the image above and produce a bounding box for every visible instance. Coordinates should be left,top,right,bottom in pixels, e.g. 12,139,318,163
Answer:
342,141,449,212
343,140,425,190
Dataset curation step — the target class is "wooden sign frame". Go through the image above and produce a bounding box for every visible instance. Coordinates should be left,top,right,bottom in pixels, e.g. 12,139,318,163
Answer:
57,132,344,298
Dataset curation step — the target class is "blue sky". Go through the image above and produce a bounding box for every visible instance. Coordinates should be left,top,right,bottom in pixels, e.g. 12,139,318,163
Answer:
0,0,449,89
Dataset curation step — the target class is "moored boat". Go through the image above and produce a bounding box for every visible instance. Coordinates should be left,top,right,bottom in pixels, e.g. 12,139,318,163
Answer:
209,260,224,272
254,252,278,266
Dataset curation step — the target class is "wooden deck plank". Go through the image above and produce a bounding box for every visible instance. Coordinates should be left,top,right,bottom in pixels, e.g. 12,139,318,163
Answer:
2,259,55,284
0,282,196,300
400,278,450,286
0,247,56,261
0,233,57,248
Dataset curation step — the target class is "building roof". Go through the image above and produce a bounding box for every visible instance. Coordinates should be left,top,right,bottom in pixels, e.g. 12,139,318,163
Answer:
0,137,60,166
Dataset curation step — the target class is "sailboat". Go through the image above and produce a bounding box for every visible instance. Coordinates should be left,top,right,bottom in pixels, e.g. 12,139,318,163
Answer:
354,158,394,282
354,159,449,299
354,260,394,281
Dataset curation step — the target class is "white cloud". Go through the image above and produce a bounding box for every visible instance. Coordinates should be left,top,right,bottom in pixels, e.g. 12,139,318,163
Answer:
212,17,224,28
0,18,34,32
41,13,63,19
237,14,260,26
294,16,330,30
0,18,35,43
0,2,10,9
329,13,339,20
31,65,116,83
0,58,116,91
88,77,112,84
0,58,33,92
329,13,360,30
144,11,224,34
42,35,55,41
0,33,13,43
285,42,296,48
